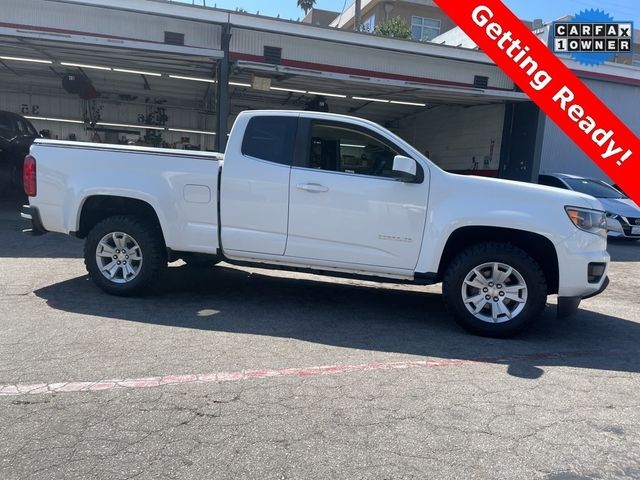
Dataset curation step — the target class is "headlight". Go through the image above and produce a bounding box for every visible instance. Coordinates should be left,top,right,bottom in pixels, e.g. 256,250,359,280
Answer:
565,206,607,237
605,212,619,219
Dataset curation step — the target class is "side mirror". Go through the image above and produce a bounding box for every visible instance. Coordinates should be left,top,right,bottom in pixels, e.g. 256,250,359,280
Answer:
392,155,418,181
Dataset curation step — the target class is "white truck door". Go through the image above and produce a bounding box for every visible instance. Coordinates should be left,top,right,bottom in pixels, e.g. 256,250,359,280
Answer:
220,114,298,255
286,119,429,271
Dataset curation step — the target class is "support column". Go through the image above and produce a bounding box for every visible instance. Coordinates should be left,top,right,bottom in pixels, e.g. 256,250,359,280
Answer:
354,0,362,31
215,23,232,152
498,102,546,183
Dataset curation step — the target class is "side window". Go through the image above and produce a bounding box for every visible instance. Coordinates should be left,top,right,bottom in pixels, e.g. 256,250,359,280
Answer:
309,122,404,179
241,116,298,166
15,118,29,135
539,175,567,189
0,114,14,138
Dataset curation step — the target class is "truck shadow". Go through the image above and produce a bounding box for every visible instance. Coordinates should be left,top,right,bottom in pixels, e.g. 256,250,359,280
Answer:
0,199,83,259
34,264,640,378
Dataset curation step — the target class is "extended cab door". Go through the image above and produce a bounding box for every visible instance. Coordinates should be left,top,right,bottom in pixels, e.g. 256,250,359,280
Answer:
285,119,429,271
220,114,298,256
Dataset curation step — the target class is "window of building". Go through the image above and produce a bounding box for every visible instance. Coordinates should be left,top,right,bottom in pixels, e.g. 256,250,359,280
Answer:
241,116,298,166
363,14,376,32
308,122,405,179
411,16,441,42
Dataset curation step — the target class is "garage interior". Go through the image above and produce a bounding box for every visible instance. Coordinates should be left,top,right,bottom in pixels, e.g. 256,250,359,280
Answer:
225,64,524,175
0,38,222,152
0,0,537,181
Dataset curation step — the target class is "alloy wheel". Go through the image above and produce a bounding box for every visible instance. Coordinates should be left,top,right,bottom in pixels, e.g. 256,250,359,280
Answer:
95,231,143,284
461,262,528,323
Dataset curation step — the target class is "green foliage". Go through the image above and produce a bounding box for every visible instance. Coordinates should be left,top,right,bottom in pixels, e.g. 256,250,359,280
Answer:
297,0,315,14
373,17,412,39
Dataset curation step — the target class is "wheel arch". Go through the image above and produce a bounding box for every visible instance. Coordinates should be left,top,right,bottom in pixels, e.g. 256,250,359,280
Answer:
437,226,559,294
76,195,166,245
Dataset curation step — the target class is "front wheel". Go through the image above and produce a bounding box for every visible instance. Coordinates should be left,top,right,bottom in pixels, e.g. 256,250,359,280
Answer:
442,242,547,337
84,215,167,296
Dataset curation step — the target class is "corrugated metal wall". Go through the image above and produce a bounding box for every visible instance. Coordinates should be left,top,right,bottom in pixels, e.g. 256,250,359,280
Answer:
231,28,514,90
397,104,505,172
539,78,640,181
3,0,221,49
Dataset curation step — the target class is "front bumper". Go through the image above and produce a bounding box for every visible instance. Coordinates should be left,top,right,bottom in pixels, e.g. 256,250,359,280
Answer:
555,229,610,298
20,204,47,236
557,276,609,318
555,229,610,318
607,216,640,239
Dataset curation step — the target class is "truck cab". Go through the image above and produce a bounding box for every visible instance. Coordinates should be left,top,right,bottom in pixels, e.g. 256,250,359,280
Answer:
220,112,429,277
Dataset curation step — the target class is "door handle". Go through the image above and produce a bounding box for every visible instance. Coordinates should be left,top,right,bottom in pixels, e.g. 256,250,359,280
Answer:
296,183,329,193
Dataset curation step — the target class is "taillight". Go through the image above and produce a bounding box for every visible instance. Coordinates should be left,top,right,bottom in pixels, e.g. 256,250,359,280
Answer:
23,154,36,197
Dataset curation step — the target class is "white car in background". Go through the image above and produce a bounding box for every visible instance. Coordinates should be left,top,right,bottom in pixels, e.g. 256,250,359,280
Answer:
539,173,640,241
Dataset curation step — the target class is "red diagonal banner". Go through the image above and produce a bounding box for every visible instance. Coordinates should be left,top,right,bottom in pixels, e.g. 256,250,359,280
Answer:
433,0,640,204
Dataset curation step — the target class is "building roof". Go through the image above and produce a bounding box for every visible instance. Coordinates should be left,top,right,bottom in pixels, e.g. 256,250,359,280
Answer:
432,27,478,49
303,8,339,26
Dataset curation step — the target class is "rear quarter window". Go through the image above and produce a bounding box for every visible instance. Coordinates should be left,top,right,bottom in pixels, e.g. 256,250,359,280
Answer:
241,116,298,166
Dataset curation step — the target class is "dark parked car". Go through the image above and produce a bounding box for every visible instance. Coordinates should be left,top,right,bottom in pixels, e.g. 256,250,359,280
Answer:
539,173,640,240
0,111,40,188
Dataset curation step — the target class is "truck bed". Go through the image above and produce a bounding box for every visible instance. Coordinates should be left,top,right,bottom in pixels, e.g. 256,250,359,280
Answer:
29,139,222,255
33,139,224,160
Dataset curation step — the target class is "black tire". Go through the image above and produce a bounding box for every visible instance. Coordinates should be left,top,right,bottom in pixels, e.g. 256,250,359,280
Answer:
442,242,547,338
84,215,166,296
181,253,221,269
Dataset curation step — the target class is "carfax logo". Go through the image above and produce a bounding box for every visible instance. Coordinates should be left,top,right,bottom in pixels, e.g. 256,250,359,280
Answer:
553,9,633,66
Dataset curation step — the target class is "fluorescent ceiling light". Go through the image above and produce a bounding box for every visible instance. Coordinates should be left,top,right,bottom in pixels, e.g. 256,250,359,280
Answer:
168,128,216,136
229,81,252,87
341,144,366,148
97,122,164,130
169,74,215,83
390,100,427,107
61,62,111,71
308,91,347,98
0,56,53,64
270,86,307,94
24,116,84,124
113,68,161,77
352,96,389,103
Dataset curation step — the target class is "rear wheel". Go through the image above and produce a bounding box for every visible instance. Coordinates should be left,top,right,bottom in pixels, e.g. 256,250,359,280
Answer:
442,242,547,337
84,215,166,296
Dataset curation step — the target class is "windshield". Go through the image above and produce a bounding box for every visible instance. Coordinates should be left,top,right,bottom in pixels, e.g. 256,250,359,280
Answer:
564,178,626,199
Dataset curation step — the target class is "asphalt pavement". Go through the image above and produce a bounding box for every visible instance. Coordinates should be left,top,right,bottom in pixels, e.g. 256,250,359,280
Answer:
1,194,639,479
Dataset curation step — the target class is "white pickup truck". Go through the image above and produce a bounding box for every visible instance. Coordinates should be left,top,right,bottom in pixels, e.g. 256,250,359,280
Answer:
21,110,610,337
